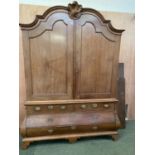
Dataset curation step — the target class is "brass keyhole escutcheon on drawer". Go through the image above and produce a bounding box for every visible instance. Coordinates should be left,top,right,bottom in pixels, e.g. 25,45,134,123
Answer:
104,104,110,108
48,129,54,134
48,105,53,110
70,126,76,130
60,105,66,110
92,126,98,130
81,104,86,109
34,106,41,111
92,103,98,108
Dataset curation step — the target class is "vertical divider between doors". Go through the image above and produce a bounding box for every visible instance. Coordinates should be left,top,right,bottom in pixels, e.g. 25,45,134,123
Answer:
73,20,76,99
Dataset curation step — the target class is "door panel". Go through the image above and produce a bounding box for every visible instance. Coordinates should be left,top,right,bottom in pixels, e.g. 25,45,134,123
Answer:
75,14,120,99
30,21,67,96
80,23,114,94
24,13,74,100
22,12,121,100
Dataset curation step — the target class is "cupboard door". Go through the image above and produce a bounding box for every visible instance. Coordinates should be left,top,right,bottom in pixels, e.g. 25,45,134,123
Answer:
22,12,74,100
75,14,121,99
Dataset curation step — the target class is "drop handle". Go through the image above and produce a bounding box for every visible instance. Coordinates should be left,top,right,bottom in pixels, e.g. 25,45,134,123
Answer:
81,104,86,109
92,103,98,108
92,126,98,130
104,104,110,108
34,106,41,111
70,126,76,130
48,129,54,133
60,105,66,110
48,105,53,110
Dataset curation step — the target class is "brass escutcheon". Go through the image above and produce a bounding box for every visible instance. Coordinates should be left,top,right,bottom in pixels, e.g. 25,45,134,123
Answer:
104,104,110,108
34,106,41,111
92,126,98,130
60,105,66,110
70,126,76,130
92,103,98,108
81,104,86,109
48,129,54,133
48,105,53,110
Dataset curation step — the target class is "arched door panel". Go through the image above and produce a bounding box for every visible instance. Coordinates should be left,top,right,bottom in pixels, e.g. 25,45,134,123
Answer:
22,12,74,100
75,14,121,99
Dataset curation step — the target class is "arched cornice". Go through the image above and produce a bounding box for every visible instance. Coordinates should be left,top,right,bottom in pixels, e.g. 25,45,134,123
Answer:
19,6,68,28
19,1,125,34
81,8,125,34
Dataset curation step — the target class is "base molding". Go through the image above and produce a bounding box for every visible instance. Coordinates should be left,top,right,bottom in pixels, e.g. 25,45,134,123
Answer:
21,131,119,149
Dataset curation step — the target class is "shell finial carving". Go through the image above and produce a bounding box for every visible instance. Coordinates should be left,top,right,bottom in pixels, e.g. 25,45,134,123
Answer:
68,1,82,19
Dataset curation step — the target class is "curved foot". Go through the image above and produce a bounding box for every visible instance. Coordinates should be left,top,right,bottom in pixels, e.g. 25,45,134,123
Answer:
68,137,78,143
112,134,118,141
21,141,30,149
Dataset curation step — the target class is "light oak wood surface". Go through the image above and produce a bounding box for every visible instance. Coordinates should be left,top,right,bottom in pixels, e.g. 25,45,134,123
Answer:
19,4,135,124
19,2,126,148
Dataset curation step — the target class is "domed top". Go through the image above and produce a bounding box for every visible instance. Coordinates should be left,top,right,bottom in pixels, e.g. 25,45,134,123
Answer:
19,1,125,34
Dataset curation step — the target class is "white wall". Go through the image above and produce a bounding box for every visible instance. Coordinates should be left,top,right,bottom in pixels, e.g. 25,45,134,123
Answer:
19,0,135,13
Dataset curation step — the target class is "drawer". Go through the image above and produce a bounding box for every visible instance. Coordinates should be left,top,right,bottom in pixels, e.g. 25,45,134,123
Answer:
75,102,114,111
26,102,115,115
26,111,118,137
26,104,74,115
26,124,112,137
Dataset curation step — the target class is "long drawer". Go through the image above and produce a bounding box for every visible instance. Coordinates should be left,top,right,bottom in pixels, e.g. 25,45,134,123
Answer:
25,111,120,137
26,102,115,115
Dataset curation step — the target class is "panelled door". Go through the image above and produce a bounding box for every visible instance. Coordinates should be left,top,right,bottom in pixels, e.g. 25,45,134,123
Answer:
74,13,121,99
22,11,74,100
21,8,122,101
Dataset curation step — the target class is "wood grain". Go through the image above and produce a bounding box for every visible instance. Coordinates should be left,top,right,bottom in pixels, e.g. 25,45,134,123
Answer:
19,4,135,124
25,98,118,105
75,16,121,99
19,29,26,124
29,22,71,98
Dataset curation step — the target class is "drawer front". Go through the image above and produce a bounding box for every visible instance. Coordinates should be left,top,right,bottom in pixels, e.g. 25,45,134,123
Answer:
75,103,114,111
26,104,74,115
26,111,117,137
26,123,116,137
26,102,115,115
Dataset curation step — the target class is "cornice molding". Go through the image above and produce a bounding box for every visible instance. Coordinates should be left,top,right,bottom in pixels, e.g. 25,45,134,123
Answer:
19,1,125,34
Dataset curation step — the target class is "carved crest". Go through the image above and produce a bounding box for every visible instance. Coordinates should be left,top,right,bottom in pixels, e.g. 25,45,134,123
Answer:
68,1,82,19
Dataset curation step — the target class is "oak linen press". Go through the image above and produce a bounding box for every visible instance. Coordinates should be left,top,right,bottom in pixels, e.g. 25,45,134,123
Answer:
19,1,126,149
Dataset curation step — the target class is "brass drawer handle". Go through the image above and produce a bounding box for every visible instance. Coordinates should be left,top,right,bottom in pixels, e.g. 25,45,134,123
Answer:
70,126,76,130
104,104,110,108
48,105,53,110
81,104,86,109
48,129,54,133
92,126,98,130
92,103,98,108
60,105,66,110
34,106,41,111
